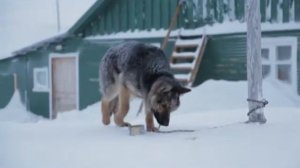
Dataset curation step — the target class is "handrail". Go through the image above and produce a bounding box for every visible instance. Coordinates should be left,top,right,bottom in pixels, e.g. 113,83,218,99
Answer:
161,0,185,50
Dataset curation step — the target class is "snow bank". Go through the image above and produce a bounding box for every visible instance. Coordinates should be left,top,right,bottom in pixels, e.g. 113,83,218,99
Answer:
0,80,299,168
0,91,42,123
179,78,300,114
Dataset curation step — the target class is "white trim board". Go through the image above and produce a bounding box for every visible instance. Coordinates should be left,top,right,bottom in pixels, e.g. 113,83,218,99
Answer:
49,52,79,119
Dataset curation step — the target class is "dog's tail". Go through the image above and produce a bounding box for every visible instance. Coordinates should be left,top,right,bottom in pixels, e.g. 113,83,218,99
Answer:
109,97,118,116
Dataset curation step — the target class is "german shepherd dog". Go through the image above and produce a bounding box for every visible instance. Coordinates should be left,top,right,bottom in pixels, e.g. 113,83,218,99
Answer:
99,41,190,132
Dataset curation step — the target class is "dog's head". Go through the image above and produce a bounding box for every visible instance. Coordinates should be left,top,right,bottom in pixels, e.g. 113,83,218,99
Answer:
148,77,191,126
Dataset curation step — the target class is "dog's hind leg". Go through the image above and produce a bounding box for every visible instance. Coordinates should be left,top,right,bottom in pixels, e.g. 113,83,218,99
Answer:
101,86,119,125
114,85,131,127
101,97,112,125
109,97,118,116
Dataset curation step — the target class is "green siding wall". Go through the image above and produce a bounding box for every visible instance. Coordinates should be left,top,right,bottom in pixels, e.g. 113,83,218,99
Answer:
0,57,28,111
195,34,247,86
78,40,110,110
77,0,300,36
25,50,50,118
0,74,14,108
77,0,299,38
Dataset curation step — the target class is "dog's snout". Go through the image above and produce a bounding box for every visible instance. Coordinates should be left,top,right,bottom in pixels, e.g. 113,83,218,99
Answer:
161,119,169,126
153,111,170,126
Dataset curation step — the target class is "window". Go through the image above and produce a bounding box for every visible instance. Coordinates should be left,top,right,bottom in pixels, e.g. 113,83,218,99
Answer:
277,65,291,83
277,46,291,61
33,67,49,92
261,37,297,92
261,48,269,60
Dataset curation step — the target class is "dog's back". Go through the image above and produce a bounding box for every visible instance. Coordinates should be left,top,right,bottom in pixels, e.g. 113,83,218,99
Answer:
99,41,171,97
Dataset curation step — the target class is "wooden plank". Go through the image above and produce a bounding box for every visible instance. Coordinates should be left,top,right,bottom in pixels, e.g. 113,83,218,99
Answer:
153,0,161,29
216,0,224,23
145,0,152,30
271,0,279,22
120,0,128,31
282,0,291,23
128,0,136,30
260,0,267,22
187,0,194,28
91,22,97,36
112,2,120,32
99,15,104,34
170,0,179,28
106,11,112,34
161,0,170,29
135,0,144,30
235,0,245,21
190,36,208,86
197,0,204,27
295,0,300,21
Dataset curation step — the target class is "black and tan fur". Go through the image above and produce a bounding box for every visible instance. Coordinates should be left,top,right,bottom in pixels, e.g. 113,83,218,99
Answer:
99,41,190,132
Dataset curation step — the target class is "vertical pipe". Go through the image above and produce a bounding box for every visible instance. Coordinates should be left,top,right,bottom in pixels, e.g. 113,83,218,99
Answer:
56,0,61,32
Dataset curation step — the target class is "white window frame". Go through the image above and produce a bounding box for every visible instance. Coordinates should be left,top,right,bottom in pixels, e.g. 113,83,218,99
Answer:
33,67,49,92
262,37,298,92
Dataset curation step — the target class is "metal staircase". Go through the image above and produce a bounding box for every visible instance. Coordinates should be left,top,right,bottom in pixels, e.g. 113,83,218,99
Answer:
170,34,208,86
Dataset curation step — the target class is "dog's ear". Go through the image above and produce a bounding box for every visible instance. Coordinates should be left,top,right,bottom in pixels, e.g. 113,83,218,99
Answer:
151,79,173,94
173,85,191,95
159,82,173,93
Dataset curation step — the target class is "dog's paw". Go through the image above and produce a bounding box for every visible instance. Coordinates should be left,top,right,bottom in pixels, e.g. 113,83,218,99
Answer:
146,126,159,132
102,118,110,125
121,122,131,127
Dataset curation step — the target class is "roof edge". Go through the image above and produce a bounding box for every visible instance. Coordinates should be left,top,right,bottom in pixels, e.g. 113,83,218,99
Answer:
67,0,109,35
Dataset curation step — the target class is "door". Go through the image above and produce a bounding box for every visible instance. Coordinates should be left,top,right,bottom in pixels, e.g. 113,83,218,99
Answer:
51,57,77,119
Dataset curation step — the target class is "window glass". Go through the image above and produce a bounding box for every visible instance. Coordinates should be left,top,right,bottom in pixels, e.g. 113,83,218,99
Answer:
33,67,49,92
262,65,270,78
261,48,269,60
36,71,47,86
277,65,291,83
277,46,291,61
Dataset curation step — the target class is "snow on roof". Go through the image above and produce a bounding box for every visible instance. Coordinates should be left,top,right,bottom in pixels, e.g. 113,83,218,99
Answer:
86,21,300,40
0,0,96,60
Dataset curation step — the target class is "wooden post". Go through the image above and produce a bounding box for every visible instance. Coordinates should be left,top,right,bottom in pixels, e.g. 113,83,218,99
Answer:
246,0,267,123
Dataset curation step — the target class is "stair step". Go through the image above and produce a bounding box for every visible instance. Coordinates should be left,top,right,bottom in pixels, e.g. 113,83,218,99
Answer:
172,52,196,59
170,63,194,70
174,74,191,80
175,38,202,48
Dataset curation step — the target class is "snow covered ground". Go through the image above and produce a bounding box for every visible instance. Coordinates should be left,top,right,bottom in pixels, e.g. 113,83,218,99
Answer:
0,79,299,168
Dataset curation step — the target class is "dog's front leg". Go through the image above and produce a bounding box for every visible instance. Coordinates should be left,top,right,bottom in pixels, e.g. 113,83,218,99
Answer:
146,112,159,132
114,85,131,127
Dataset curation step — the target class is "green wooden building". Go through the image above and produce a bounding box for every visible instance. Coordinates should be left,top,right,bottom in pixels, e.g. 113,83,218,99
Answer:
0,0,299,119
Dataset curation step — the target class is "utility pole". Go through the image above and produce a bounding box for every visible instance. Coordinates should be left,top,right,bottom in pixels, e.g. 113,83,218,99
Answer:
56,0,61,32
246,0,267,124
